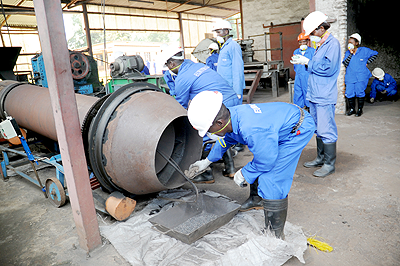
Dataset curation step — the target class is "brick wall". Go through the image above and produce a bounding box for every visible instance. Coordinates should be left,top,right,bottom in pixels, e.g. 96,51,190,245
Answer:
242,0,347,114
242,0,309,62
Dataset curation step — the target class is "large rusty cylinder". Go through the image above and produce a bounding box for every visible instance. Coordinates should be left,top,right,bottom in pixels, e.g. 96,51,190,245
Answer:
0,80,97,141
0,81,202,195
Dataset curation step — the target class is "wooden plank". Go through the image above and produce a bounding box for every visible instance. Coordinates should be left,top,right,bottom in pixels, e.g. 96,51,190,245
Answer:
33,0,102,252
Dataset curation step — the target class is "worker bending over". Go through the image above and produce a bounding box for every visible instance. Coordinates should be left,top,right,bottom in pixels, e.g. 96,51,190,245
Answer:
186,91,315,239
293,33,315,110
369,68,398,103
291,11,341,178
342,33,378,117
206,42,219,71
163,70,176,97
162,47,240,183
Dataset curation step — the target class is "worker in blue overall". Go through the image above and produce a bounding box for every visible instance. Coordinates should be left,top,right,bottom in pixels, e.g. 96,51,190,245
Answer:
162,46,240,183
293,33,315,110
342,33,378,117
370,68,398,102
206,42,219,71
212,20,245,152
186,91,315,239
163,70,176,97
291,11,341,178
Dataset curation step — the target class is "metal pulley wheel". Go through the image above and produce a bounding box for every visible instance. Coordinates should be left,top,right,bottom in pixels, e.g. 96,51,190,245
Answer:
45,177,66,207
70,52,90,80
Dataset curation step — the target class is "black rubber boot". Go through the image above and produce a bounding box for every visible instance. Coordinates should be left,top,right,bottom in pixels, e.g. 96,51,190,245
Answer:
263,196,288,239
222,148,235,178
313,142,336,177
239,178,263,211
303,137,324,168
192,168,215,184
355,97,364,117
346,97,356,116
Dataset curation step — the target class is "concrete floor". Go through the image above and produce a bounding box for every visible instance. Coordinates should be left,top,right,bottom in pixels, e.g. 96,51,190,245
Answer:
0,87,399,265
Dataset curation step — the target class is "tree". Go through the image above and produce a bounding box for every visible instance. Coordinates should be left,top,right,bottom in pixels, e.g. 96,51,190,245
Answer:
67,14,133,49
67,14,87,49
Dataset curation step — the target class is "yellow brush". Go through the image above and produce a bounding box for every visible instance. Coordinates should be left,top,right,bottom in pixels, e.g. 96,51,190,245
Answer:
307,235,334,253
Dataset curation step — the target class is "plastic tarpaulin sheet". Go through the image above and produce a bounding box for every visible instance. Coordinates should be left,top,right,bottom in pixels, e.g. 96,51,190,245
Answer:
100,189,307,266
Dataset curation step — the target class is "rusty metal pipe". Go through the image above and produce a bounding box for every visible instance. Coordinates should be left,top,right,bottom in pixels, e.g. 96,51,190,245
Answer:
0,80,97,141
0,81,202,195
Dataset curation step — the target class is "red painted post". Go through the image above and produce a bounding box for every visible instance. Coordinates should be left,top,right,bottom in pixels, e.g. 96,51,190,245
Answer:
32,0,102,251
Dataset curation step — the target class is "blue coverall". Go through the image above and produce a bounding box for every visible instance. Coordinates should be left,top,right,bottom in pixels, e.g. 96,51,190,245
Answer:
175,59,240,150
141,65,150,75
343,47,378,98
174,59,239,109
370,74,398,99
207,102,315,200
217,38,245,100
163,71,176,96
206,52,219,71
306,33,341,144
293,47,315,108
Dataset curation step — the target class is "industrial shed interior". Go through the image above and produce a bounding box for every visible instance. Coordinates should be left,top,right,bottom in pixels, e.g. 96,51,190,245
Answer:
0,0,398,265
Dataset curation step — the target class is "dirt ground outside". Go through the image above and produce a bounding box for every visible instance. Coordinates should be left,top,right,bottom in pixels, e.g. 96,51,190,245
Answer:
0,88,399,266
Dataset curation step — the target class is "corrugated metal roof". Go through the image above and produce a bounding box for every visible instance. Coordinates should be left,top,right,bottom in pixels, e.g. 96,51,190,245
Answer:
0,0,238,29
72,0,239,18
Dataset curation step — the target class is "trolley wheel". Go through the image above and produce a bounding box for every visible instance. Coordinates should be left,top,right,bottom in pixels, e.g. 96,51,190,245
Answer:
45,177,66,207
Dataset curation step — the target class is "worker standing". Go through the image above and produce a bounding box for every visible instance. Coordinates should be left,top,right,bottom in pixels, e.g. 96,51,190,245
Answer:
342,33,378,117
206,42,219,71
293,33,315,110
186,91,315,239
212,20,245,101
369,68,398,102
162,47,239,183
291,11,341,178
213,20,245,152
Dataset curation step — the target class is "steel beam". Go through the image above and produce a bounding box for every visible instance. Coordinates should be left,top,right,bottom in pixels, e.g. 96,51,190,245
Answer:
32,0,102,252
82,4,93,57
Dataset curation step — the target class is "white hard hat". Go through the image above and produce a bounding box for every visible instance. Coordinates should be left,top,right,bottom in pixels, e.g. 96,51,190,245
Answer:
187,91,223,137
212,20,232,31
372,68,385,80
208,42,219,50
160,46,184,65
303,11,328,36
349,33,361,44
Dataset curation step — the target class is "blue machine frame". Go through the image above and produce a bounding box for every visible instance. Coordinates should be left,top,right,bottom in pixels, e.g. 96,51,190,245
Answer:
0,146,68,206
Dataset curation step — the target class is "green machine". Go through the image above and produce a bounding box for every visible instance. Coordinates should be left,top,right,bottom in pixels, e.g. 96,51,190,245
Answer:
106,55,168,94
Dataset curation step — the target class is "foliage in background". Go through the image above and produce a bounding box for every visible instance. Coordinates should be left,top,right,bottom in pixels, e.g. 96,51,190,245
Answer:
66,14,177,49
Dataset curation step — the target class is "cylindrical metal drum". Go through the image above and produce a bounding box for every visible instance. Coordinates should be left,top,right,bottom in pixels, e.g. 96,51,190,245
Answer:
0,81,202,195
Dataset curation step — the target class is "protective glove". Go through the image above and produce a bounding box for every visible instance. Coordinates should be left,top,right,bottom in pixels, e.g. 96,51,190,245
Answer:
382,90,387,94
370,98,374,103
290,54,310,65
233,169,248,187
185,158,212,179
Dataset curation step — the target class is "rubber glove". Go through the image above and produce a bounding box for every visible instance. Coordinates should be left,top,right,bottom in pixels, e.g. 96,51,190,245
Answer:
290,54,310,65
233,169,248,187
370,98,374,103
185,158,212,179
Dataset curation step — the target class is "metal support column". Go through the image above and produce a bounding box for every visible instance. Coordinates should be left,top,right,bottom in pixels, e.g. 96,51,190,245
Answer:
33,0,102,252
82,3,93,57
178,13,185,53
239,0,244,39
